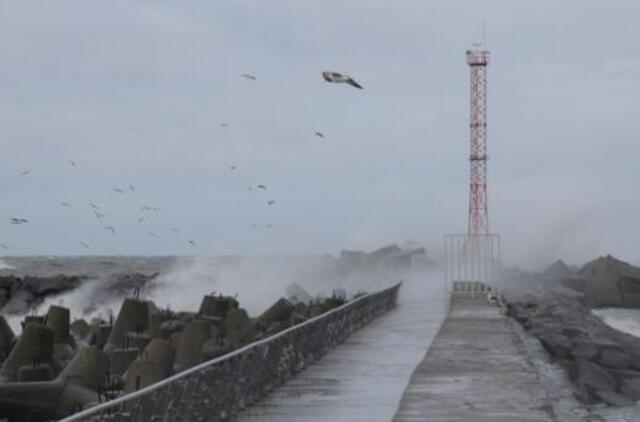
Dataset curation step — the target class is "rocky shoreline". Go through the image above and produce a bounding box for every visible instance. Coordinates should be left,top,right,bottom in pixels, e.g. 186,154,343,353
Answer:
505,255,640,411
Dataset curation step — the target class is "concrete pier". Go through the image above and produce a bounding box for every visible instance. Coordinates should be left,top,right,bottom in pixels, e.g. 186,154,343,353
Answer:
393,295,554,422
237,277,446,422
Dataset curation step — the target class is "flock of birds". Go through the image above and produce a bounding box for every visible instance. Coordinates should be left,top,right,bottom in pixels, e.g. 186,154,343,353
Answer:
5,71,363,252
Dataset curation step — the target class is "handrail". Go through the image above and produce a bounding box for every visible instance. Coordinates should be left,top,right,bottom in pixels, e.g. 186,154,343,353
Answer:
60,281,401,421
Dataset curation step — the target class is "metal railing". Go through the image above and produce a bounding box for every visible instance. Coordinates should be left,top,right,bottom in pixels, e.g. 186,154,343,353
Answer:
60,282,401,421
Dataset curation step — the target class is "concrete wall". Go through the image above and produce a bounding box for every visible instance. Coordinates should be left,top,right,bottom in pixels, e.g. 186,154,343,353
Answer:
61,283,401,422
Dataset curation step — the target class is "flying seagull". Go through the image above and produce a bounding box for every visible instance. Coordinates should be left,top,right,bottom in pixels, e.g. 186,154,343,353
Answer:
80,241,90,249
251,223,260,229
9,218,28,224
266,224,275,229
89,202,100,210
60,202,73,208
93,211,107,220
140,206,160,212
113,188,125,194
129,185,135,192
230,165,236,170
147,231,158,238
69,160,77,168
188,240,196,246
257,184,267,190
170,227,179,233
20,170,32,176
240,73,257,81
221,123,228,128
105,226,116,234
0,243,9,249
322,71,363,89
315,131,325,138
268,200,276,206
138,216,144,224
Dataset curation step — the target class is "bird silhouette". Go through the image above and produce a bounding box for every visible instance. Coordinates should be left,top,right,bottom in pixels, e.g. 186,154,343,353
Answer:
129,185,135,192
20,170,32,176
138,216,144,224
315,131,325,138
80,242,90,249
105,226,116,234
69,160,77,168
268,200,276,206
257,184,267,190
188,240,196,246
113,188,124,194
9,218,28,224
170,227,179,233
147,231,158,238
322,71,363,89
93,211,107,220
230,165,236,170
60,202,73,208
89,202,100,210
240,73,257,81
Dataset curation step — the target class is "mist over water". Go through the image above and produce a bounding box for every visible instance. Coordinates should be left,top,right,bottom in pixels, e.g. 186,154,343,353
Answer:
3,252,410,334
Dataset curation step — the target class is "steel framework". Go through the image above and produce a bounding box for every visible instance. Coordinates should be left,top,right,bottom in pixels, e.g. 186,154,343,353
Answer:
466,49,490,237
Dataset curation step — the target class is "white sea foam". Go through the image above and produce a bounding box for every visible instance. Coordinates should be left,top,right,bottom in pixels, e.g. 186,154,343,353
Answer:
0,259,15,270
592,308,640,338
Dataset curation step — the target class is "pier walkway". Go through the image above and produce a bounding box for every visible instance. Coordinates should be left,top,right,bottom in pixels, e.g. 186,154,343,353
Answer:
237,276,446,422
392,295,555,422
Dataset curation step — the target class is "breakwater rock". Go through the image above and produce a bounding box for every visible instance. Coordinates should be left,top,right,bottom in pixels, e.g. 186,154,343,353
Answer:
507,288,640,407
60,283,400,422
0,282,385,422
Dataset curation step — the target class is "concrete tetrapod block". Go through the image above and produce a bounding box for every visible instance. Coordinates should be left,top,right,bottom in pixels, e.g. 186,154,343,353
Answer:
125,332,152,352
123,358,163,393
173,319,214,373
110,348,140,376
17,363,54,382
104,298,153,354
225,308,255,347
199,295,238,319
257,298,295,329
142,338,174,378
0,322,55,381
95,324,112,350
0,315,15,362
46,305,72,345
58,345,109,390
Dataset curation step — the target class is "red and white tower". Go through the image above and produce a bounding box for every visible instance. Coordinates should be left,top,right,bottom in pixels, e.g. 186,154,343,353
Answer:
466,49,490,237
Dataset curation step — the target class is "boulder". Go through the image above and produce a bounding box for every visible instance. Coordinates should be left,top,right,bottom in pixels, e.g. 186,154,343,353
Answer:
599,349,631,370
620,377,640,401
570,341,599,361
592,389,637,407
570,359,617,393
539,332,573,359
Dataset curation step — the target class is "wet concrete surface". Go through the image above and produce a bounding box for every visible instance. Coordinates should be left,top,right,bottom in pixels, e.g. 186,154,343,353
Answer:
393,295,555,422
237,275,446,422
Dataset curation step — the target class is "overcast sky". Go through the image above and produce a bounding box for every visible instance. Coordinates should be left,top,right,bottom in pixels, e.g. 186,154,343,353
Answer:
1,1,639,268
